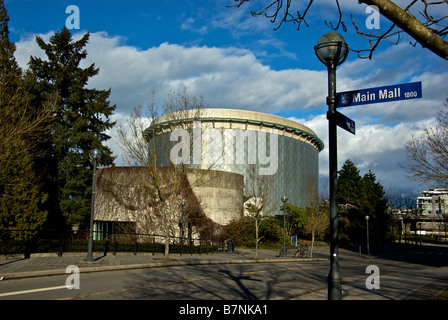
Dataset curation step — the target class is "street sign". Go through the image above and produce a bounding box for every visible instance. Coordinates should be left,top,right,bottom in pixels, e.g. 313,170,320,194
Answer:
336,111,355,135
337,81,422,108
291,235,297,246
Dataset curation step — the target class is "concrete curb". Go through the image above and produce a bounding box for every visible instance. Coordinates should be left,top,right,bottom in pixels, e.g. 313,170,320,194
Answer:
0,257,328,280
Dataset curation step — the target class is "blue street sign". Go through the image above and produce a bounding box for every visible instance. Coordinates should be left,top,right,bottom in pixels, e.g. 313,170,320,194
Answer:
336,111,355,135
337,81,422,108
291,235,297,246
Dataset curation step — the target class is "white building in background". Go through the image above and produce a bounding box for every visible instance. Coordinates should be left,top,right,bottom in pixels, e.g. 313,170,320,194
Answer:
415,188,448,239
416,188,448,216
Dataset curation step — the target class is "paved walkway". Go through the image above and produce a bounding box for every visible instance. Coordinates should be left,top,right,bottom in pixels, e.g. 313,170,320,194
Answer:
0,247,329,280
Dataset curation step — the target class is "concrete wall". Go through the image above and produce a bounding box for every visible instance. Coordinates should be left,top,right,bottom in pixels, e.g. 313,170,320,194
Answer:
186,169,243,225
94,167,243,228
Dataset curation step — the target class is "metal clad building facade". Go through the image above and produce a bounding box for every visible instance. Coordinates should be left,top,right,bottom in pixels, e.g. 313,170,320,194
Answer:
148,109,323,213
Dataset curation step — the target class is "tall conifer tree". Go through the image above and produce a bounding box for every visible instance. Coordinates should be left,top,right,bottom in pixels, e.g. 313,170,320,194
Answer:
337,160,390,244
28,27,116,226
0,0,49,243
362,171,389,243
337,160,364,208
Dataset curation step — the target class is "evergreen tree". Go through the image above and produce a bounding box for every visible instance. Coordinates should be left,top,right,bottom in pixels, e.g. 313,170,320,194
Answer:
337,160,364,243
362,171,390,243
0,0,49,242
0,143,48,241
337,160,390,244
337,159,363,208
28,27,116,227
0,0,20,92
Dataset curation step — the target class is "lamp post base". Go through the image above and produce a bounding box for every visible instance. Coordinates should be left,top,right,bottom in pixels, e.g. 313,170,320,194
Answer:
328,277,342,300
84,233,95,262
83,255,95,262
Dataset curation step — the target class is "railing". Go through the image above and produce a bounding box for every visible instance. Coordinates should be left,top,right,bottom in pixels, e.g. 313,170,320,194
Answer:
0,229,226,257
106,231,226,256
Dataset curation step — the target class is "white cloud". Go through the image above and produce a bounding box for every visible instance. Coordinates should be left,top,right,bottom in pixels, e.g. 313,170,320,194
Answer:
14,30,444,192
14,32,50,66
15,30,330,115
181,17,208,34
293,115,436,191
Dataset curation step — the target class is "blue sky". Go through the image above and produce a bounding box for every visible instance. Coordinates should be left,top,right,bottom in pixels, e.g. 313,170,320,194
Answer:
7,0,350,70
5,0,448,197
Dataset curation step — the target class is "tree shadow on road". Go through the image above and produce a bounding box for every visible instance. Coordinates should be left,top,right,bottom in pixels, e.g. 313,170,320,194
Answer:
118,263,276,300
217,269,262,300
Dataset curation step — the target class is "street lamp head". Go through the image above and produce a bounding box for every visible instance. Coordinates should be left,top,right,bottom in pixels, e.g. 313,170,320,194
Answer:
89,148,102,161
365,215,370,220
314,32,349,68
281,196,288,203
181,200,186,207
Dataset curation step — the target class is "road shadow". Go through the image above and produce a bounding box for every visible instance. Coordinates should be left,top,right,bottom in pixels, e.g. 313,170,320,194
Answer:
341,243,448,268
117,263,288,300
0,258,26,267
217,269,262,300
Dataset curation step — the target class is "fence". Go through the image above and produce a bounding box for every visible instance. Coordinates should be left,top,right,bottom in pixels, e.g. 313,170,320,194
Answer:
0,229,226,257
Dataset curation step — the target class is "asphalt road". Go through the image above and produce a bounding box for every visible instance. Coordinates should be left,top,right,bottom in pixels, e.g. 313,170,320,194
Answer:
0,244,447,302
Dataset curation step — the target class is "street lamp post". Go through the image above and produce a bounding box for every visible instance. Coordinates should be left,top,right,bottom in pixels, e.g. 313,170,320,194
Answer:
365,215,370,256
314,32,349,300
281,196,288,257
418,222,422,245
84,148,102,262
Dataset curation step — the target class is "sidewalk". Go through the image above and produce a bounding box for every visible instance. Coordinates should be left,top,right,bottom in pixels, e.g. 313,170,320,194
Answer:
0,247,330,280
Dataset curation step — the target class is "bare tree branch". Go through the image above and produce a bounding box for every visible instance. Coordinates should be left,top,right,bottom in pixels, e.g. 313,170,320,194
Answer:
325,0,347,32
116,87,226,257
229,0,448,60
360,0,448,59
405,97,448,186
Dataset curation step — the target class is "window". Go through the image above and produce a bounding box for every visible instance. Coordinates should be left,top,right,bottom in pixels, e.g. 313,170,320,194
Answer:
93,221,114,240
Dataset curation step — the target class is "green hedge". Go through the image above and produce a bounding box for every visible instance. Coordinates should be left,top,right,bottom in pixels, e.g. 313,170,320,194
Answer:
0,240,25,255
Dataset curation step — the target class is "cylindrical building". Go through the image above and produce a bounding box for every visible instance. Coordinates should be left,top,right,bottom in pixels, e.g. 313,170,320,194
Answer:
147,109,323,215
